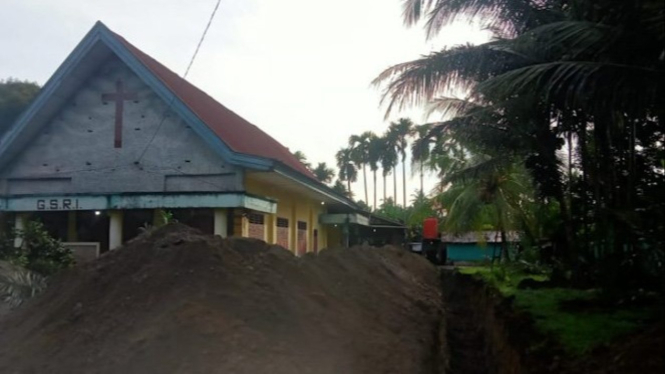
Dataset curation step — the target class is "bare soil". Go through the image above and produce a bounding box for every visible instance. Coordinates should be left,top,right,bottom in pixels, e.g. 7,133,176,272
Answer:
0,224,443,374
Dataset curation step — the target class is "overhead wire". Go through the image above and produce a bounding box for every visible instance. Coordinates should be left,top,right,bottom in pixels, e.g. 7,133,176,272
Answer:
136,0,222,164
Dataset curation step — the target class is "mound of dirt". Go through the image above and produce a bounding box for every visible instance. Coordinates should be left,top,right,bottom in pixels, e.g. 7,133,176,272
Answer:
0,224,442,374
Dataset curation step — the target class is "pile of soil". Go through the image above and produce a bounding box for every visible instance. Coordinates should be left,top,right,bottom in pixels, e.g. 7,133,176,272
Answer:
0,224,442,374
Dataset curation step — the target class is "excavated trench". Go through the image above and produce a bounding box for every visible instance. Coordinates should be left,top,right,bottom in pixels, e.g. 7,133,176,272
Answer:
435,269,537,374
440,271,491,374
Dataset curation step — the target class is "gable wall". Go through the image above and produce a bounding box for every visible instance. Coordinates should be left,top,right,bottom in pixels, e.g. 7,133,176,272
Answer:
0,56,243,196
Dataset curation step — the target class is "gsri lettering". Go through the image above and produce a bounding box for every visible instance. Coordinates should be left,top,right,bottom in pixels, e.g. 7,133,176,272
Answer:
36,199,80,210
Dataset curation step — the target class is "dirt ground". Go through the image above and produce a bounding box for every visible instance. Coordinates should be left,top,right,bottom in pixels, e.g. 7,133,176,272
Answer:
0,224,443,374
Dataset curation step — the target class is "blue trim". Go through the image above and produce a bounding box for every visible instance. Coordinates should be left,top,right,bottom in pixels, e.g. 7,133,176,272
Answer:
0,192,277,213
0,25,103,169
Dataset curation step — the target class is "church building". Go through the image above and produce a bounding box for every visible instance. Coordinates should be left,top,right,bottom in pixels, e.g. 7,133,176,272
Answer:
0,22,402,260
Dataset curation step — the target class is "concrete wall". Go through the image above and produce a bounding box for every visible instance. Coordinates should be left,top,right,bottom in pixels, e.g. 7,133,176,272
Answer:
245,176,327,253
0,56,242,196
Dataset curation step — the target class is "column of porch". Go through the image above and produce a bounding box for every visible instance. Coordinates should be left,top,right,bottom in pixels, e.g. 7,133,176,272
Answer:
109,210,123,250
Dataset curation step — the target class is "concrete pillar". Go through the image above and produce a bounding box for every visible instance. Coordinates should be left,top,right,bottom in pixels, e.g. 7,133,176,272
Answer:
308,207,314,253
109,210,123,250
241,215,249,237
213,208,228,237
266,213,277,244
290,202,298,254
13,213,29,248
67,211,78,242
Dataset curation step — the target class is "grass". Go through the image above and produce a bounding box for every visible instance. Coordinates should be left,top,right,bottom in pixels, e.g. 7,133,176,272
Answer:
457,265,548,296
456,264,660,355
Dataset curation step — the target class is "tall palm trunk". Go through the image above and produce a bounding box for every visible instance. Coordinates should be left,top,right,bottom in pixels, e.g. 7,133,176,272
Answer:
362,164,368,206
419,163,424,193
346,178,351,198
393,170,397,204
383,174,387,205
372,170,377,210
402,158,407,207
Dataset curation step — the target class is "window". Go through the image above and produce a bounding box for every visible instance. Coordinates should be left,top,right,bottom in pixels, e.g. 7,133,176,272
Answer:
277,217,289,227
248,213,264,225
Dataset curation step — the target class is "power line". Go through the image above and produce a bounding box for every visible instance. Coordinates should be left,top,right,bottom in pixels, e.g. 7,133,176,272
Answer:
136,0,222,163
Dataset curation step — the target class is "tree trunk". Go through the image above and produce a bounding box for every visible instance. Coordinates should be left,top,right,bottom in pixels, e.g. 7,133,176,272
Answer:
346,178,351,198
383,174,387,205
402,159,407,207
373,170,377,210
420,163,424,194
363,164,368,206
393,170,397,204
500,229,509,262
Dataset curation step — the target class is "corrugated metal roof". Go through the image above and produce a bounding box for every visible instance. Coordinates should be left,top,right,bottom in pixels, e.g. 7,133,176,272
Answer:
108,30,317,180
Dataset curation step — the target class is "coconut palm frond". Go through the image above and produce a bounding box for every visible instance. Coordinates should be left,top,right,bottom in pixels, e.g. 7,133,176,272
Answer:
402,0,435,27
0,266,47,308
426,96,482,118
640,1,664,42
422,0,564,39
479,61,662,116
511,21,619,61
443,155,513,185
373,42,518,116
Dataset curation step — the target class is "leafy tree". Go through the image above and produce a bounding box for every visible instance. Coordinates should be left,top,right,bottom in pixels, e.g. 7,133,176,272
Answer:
377,0,665,289
331,179,351,198
375,197,407,222
292,150,311,169
0,221,74,276
0,78,40,136
355,199,371,212
312,162,335,184
335,147,358,194
437,158,536,261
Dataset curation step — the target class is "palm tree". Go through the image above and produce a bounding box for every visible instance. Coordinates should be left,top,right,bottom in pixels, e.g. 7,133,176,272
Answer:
411,123,433,194
312,162,335,184
379,133,397,204
377,0,665,283
335,147,357,195
332,179,351,198
388,118,413,207
367,134,383,210
438,157,535,261
348,131,374,207
292,150,311,170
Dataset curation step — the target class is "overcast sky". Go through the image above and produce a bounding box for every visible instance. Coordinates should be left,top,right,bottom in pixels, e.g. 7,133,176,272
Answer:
1,0,489,206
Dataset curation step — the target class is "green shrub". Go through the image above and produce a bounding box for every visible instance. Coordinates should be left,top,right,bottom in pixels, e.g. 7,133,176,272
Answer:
0,221,74,276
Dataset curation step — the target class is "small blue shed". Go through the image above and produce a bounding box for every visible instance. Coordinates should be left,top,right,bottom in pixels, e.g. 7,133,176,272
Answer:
442,231,520,262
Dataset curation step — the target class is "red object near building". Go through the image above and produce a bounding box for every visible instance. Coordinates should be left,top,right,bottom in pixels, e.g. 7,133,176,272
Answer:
423,218,439,240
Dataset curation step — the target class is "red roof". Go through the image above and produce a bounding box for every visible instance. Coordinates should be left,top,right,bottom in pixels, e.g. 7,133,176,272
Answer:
109,31,316,179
